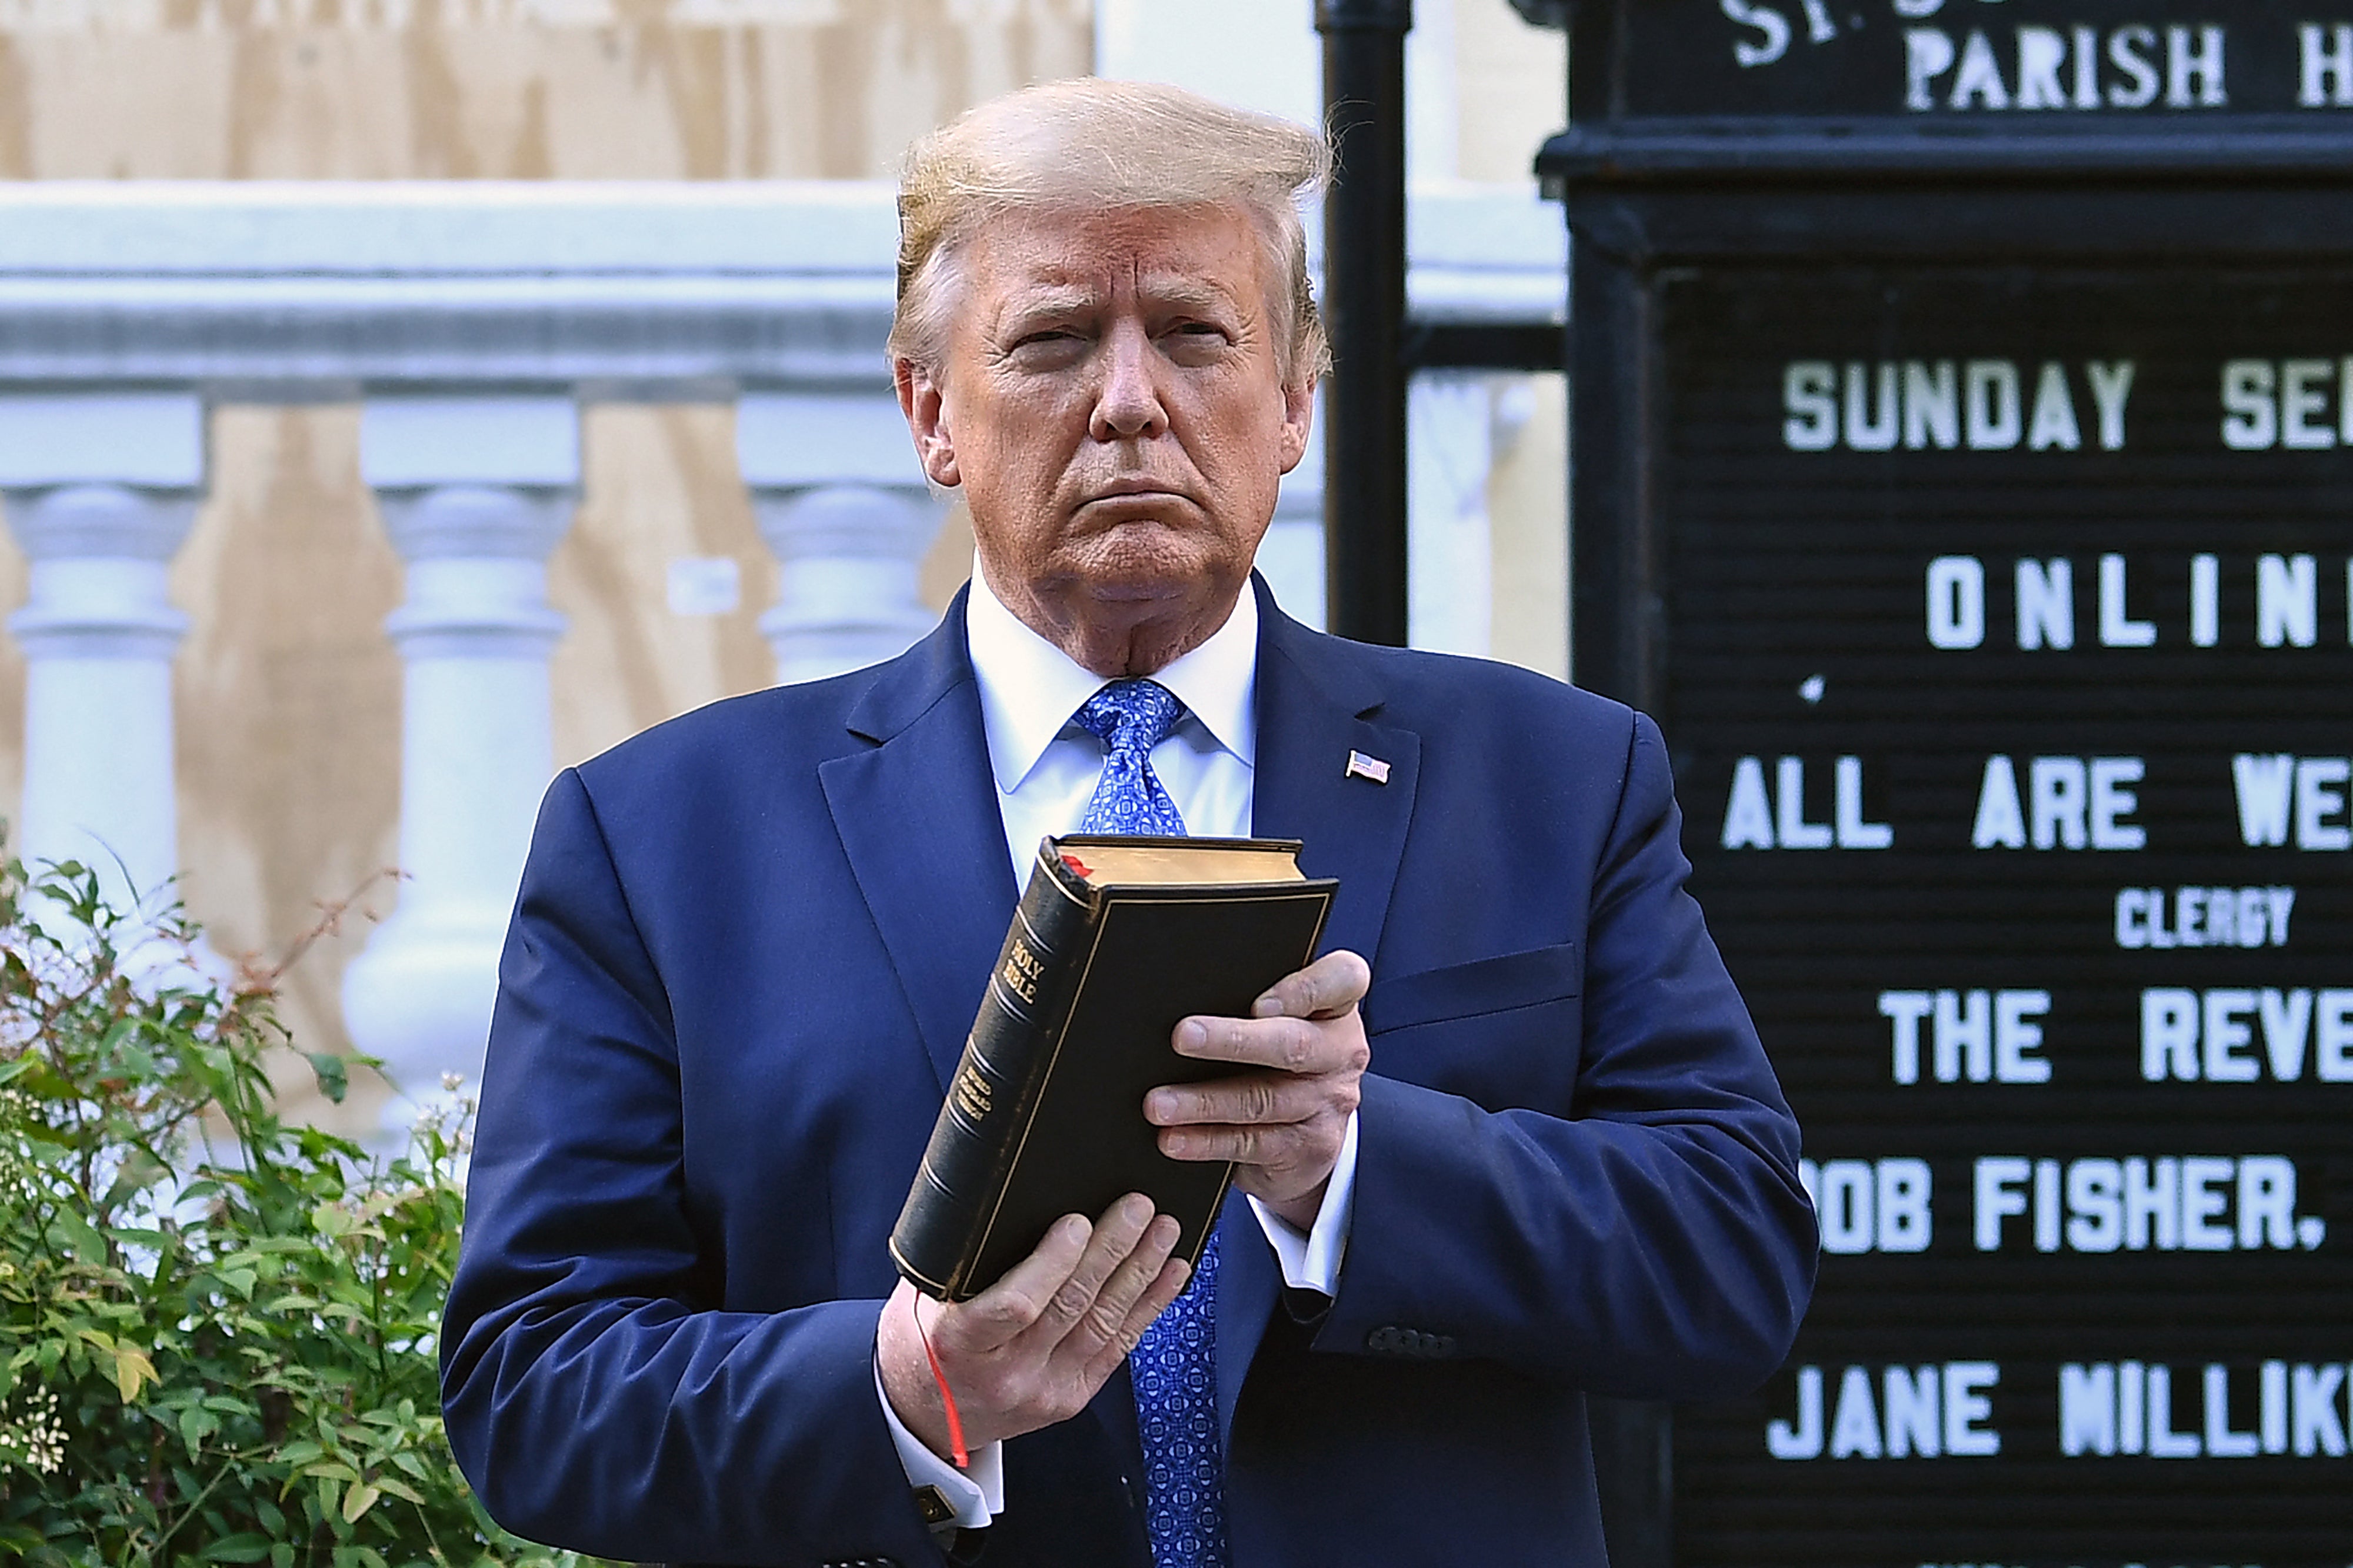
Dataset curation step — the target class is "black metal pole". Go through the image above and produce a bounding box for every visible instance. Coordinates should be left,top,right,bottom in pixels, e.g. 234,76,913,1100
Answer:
1316,0,1412,646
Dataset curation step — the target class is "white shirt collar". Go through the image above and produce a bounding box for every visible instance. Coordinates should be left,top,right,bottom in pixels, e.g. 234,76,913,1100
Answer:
964,558,1259,795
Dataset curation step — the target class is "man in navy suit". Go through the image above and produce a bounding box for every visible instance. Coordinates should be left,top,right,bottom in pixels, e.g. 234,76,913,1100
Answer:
441,78,1815,1568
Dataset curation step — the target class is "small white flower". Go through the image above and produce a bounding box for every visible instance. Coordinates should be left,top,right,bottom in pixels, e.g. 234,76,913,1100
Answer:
1,1387,65,1475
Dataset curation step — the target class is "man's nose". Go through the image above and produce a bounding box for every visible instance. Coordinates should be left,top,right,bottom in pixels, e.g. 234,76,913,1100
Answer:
1089,323,1169,441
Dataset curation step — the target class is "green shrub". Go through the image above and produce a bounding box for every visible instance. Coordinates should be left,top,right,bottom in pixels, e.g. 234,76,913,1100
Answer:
0,857,612,1568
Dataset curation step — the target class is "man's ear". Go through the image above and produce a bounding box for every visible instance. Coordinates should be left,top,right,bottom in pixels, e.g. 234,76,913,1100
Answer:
893,357,962,488
1275,372,1317,475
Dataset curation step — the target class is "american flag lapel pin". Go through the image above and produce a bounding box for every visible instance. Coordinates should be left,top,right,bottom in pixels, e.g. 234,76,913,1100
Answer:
1345,750,1392,785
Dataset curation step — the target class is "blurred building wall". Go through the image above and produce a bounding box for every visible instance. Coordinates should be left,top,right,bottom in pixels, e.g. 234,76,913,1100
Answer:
0,0,1564,1131
0,1,1092,181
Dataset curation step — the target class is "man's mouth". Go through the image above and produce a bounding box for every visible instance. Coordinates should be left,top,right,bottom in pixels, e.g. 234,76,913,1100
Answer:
1084,478,1189,504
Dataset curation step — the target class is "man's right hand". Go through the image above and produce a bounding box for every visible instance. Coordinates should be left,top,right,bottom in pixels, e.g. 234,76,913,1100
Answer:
877,1193,1191,1458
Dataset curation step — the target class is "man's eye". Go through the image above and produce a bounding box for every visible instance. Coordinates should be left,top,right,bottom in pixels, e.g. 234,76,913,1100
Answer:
1009,331,1088,360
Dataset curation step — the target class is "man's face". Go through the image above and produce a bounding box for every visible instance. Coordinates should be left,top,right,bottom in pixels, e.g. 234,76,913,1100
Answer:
896,202,1314,677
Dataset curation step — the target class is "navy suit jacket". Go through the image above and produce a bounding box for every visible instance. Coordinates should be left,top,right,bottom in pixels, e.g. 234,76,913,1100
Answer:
441,579,1817,1568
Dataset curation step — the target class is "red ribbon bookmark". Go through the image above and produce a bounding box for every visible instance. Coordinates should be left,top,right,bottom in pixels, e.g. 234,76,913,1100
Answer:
909,1292,969,1470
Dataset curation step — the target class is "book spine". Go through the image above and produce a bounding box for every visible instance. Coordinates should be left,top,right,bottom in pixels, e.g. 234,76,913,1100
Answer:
891,848,1098,1299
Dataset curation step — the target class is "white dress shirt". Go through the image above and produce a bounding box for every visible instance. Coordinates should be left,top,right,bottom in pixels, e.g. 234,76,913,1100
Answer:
879,565,1361,1529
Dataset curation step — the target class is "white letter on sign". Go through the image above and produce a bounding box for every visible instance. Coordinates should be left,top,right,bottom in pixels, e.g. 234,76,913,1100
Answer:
1927,555,1986,648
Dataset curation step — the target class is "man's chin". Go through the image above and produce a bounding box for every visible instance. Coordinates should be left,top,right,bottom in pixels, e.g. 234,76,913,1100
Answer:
1015,558,1249,675
1076,576,1193,608
1056,532,1235,606
1069,564,1248,625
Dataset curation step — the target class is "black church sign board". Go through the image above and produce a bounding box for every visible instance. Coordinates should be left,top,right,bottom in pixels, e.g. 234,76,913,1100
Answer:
1539,5,2353,1566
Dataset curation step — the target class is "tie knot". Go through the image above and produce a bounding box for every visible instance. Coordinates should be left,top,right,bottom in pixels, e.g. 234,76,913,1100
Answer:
1074,679,1185,758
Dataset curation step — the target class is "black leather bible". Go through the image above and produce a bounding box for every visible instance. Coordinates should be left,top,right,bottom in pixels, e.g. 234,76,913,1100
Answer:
890,835,1337,1302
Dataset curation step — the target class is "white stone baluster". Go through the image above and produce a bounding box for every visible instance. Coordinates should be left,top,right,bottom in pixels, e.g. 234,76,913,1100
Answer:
342,396,576,1135
0,393,212,963
738,392,941,685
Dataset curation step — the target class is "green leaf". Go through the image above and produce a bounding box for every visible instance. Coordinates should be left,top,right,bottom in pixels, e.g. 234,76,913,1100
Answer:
0,1056,68,1100
242,1236,320,1256
204,1536,275,1564
48,1207,107,1264
342,1482,381,1522
112,1343,158,1402
269,1547,294,1568
178,1403,221,1451
306,1052,350,1103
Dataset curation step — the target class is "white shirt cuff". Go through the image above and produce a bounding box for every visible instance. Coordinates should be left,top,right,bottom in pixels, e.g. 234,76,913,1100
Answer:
1245,1109,1358,1296
874,1356,1004,1530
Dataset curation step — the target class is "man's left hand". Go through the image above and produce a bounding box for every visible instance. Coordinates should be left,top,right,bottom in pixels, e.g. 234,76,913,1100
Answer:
1145,949,1372,1232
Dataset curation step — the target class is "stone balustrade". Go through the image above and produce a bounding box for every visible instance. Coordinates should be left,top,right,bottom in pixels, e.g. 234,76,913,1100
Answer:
0,179,1564,1133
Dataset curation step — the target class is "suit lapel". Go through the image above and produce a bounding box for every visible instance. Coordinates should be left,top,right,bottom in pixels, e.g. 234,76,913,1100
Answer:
821,590,1020,1094
1248,582,1422,980
1217,578,1422,1443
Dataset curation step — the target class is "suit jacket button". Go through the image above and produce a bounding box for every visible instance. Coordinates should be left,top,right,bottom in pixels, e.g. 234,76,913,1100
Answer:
1371,1326,1455,1359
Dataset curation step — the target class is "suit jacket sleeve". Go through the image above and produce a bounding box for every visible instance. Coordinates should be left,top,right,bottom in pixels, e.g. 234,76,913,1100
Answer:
438,768,945,1566
1317,710,1818,1399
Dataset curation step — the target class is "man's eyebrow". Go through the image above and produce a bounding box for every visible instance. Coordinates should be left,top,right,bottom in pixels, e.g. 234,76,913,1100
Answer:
992,274,1244,332
1141,276,1242,315
998,285,1103,323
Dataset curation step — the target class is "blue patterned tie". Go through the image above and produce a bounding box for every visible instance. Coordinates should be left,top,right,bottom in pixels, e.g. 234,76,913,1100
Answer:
1069,679,1228,1568
1126,1229,1226,1568
1073,679,1189,839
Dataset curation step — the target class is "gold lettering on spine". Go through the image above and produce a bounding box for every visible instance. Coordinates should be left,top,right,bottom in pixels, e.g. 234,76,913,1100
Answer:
951,1056,993,1122
1001,936,1045,1005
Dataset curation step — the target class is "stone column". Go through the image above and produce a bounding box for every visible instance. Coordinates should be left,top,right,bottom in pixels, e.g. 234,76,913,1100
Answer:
342,395,576,1135
0,393,210,963
738,392,941,685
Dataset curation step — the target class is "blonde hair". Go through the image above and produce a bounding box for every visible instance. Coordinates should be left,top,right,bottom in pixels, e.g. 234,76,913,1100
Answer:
888,78,1333,382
